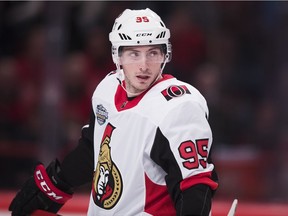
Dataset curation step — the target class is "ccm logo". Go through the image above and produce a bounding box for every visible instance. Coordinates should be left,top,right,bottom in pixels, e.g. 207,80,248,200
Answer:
35,169,63,200
136,33,152,37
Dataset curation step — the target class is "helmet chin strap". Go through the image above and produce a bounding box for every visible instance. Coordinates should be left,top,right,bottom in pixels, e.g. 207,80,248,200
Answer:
116,55,169,97
160,54,169,74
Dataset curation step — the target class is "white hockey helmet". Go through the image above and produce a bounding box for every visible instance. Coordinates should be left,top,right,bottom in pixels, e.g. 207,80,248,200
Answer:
109,8,172,67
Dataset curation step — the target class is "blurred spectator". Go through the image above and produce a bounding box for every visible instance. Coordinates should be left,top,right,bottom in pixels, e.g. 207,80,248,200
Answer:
60,52,91,153
82,26,115,95
13,25,47,142
192,63,230,145
0,58,22,140
0,57,40,188
0,1,45,56
59,26,115,155
166,3,207,81
0,25,45,142
253,98,280,150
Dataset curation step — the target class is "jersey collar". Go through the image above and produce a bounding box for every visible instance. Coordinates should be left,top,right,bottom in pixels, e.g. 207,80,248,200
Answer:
114,74,174,111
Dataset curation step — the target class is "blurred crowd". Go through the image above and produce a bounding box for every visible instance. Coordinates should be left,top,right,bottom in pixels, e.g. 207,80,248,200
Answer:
1,1,288,202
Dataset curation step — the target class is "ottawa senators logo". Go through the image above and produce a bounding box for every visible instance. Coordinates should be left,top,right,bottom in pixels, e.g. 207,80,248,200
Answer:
92,123,123,209
161,85,191,101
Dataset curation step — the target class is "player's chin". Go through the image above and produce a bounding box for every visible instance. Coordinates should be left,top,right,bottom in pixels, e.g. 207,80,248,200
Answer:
136,82,152,91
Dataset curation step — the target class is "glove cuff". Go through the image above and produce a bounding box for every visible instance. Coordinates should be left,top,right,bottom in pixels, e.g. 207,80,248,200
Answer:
34,162,73,204
47,159,74,194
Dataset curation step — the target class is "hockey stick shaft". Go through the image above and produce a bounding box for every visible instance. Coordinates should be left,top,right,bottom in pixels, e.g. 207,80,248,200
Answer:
227,199,238,216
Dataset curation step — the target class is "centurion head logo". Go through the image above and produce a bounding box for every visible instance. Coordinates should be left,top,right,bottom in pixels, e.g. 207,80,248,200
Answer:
92,123,123,209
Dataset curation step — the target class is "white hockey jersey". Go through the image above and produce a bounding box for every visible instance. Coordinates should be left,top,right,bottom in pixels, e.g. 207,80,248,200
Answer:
87,71,218,216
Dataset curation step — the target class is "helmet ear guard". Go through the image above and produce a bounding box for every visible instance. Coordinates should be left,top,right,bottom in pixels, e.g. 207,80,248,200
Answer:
165,42,172,62
109,8,172,68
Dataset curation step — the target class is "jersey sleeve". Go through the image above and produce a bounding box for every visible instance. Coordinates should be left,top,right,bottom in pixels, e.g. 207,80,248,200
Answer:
58,110,95,187
150,99,218,214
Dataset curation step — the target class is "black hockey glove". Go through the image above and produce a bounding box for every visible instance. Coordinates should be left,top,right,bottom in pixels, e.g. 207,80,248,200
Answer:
9,159,73,216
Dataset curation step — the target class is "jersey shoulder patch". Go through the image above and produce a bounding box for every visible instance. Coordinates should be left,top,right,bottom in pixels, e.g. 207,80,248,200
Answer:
161,85,191,101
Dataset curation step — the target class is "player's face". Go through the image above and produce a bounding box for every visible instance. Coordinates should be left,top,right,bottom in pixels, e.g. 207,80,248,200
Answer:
97,165,109,195
120,45,164,96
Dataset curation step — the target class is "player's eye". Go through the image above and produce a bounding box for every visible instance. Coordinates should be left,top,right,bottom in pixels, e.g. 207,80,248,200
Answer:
147,49,163,62
148,50,159,57
128,51,140,58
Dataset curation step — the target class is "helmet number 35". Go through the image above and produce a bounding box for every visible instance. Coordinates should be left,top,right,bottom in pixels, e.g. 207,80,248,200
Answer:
136,16,150,23
178,139,209,170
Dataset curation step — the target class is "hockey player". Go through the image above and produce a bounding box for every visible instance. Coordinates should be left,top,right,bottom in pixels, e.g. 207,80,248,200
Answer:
9,8,218,216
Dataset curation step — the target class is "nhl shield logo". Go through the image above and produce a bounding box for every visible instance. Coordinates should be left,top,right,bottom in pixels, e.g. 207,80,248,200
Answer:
96,104,108,125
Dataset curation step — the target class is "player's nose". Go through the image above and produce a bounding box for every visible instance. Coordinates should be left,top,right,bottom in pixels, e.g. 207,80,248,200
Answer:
138,57,149,72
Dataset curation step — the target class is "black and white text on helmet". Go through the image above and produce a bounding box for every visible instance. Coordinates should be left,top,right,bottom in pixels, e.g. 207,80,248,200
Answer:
109,8,172,65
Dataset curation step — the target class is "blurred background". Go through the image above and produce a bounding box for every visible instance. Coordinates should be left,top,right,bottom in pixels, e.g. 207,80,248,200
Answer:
1,0,288,209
